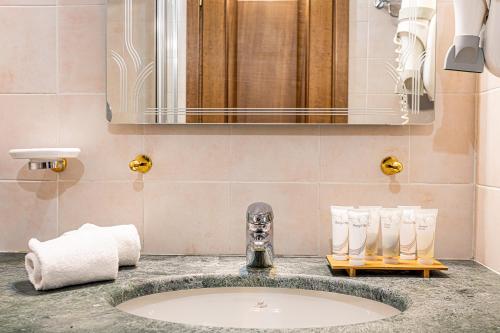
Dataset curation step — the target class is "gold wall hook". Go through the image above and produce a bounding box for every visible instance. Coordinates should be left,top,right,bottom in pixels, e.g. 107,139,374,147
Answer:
381,156,404,176
129,155,153,173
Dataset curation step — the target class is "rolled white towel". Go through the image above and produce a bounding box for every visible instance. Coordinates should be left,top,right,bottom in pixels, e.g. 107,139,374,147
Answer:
79,224,141,266
25,231,119,291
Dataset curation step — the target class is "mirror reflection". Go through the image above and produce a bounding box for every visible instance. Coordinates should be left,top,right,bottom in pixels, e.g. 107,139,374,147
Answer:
106,0,436,125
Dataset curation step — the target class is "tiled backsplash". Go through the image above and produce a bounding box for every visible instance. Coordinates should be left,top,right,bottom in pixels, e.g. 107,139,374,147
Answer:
0,0,477,258
476,67,500,273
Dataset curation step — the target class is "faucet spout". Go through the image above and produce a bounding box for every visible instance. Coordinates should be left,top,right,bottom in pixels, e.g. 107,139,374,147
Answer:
246,202,274,268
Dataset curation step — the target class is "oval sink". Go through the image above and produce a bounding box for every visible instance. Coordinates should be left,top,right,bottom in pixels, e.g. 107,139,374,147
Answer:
111,274,405,330
117,286,400,329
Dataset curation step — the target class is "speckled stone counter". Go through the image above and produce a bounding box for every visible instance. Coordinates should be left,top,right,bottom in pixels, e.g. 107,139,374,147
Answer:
1,254,500,333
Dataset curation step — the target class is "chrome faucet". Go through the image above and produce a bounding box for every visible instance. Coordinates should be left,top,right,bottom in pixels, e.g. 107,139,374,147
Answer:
246,202,274,268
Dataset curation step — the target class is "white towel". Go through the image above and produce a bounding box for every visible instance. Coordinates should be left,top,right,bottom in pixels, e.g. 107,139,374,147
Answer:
79,224,141,267
25,231,119,291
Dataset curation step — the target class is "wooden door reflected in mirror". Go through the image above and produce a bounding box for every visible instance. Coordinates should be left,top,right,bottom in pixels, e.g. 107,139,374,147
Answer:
187,0,349,124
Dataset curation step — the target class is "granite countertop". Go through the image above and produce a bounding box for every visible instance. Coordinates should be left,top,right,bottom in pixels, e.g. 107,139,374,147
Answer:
1,254,500,333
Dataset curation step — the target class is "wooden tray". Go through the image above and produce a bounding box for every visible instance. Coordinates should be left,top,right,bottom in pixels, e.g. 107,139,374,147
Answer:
326,255,448,278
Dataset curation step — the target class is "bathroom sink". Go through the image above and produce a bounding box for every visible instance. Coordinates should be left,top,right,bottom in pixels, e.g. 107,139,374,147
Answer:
117,286,399,329
112,275,404,330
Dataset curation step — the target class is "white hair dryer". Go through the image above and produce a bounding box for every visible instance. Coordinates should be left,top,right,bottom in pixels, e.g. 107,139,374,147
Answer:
444,0,487,73
394,0,436,100
445,0,500,76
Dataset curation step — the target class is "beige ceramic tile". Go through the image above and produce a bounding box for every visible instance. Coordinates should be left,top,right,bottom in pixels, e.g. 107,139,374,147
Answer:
405,185,473,259
367,0,391,21
477,89,500,187
350,0,368,22
0,0,54,4
58,0,104,4
230,126,320,182
478,68,500,93
319,184,474,259
435,1,477,94
349,58,367,94
366,94,402,111
143,182,234,255
349,94,367,109
0,7,56,93
230,183,319,256
0,95,58,181
58,181,143,238
366,58,398,94
58,5,105,93
367,15,398,59
320,126,409,183
475,186,500,273
369,0,425,21
0,181,57,252
410,93,475,184
0,0,478,261
143,126,231,181
58,95,143,181
349,21,368,59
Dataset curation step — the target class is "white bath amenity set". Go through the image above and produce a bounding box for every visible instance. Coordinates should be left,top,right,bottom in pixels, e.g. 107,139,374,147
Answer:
25,224,141,291
330,206,438,266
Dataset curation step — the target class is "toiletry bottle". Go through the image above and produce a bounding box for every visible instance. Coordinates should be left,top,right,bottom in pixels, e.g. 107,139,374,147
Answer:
359,206,382,261
380,208,403,264
331,206,353,261
348,209,370,266
398,206,421,260
416,209,438,265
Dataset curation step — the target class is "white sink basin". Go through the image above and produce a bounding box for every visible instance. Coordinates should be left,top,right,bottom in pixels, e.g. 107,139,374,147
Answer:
116,287,400,329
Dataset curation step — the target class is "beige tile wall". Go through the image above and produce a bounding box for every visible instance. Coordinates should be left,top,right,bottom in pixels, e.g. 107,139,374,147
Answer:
0,0,476,259
476,65,500,273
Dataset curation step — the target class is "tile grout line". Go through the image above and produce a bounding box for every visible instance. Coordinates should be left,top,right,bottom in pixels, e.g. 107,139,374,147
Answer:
364,8,370,110
472,86,479,260
141,126,145,249
55,0,60,237
0,93,105,96
407,124,411,184
0,179,475,186
228,124,233,243
316,126,321,256
0,4,103,7
56,179,60,236
228,124,234,182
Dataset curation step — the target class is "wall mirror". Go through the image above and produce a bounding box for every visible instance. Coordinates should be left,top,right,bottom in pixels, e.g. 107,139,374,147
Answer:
106,0,436,125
